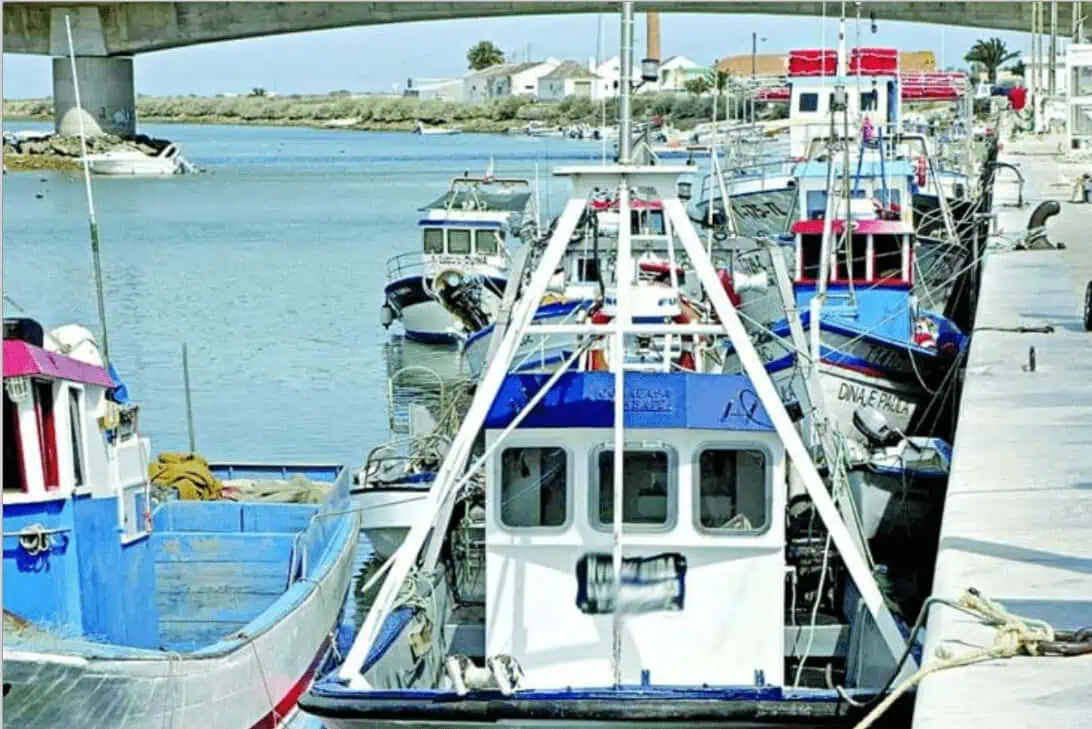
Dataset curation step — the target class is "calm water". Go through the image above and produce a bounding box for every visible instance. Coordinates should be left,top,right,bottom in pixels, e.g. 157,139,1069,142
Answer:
3,121,601,465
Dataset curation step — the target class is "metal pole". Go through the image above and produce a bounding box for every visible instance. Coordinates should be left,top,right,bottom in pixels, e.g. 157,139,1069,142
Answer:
1049,0,1058,96
752,32,757,80
1078,0,1085,43
64,14,111,366
619,0,634,164
611,180,632,687
182,343,197,453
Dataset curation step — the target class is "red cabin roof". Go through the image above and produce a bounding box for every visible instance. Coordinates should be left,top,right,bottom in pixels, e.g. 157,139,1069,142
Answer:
792,219,911,236
756,86,791,102
848,47,899,76
590,198,663,211
3,339,115,388
787,49,838,77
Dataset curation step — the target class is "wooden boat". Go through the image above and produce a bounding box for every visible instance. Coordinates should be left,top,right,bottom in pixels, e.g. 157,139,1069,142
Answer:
1,320,359,729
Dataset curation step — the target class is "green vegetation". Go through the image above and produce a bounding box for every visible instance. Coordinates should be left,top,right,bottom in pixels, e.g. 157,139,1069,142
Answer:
3,92,786,134
467,41,505,71
964,38,1020,84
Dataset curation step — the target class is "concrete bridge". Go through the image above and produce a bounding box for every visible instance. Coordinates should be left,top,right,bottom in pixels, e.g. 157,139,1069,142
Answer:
4,2,1063,136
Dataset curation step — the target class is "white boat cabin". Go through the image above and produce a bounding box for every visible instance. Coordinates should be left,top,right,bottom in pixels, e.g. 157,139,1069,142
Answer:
3,322,150,539
787,48,902,159
483,372,787,689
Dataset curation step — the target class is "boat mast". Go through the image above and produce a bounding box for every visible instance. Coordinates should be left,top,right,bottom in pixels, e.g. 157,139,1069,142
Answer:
609,0,636,687
64,13,111,366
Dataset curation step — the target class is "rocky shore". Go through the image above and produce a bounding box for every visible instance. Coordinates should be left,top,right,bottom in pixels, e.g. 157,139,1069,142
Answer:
3,131,174,172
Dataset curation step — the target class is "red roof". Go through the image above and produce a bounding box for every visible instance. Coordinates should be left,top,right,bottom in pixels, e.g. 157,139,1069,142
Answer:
590,198,663,211
792,219,911,235
3,340,115,388
848,47,899,76
756,86,791,101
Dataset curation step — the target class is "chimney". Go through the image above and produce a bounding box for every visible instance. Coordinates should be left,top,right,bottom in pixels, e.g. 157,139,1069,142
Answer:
647,11,661,62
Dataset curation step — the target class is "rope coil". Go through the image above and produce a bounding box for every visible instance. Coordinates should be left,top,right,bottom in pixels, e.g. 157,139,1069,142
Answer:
17,524,51,556
852,587,1092,729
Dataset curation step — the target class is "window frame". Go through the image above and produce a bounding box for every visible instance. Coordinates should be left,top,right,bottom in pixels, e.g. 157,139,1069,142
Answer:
423,227,444,254
447,228,472,255
474,228,502,256
691,441,774,536
67,385,85,488
495,444,573,532
589,442,677,533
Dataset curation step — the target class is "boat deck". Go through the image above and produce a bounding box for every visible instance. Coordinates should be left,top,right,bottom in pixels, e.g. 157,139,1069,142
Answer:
913,138,1092,728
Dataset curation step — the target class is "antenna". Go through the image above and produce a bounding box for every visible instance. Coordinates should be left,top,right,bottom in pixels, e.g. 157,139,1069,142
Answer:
64,13,111,366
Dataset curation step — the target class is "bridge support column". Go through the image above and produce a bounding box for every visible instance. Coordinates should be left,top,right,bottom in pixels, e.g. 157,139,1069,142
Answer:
52,55,135,137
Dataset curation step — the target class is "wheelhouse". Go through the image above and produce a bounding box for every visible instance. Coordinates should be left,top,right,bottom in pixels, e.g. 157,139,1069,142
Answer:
483,372,787,689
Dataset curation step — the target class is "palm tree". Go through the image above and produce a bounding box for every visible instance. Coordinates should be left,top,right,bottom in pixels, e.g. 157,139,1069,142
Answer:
467,41,505,71
964,38,1020,84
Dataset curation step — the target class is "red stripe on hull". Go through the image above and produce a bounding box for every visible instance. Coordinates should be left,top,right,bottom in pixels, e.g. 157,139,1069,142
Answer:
248,637,332,729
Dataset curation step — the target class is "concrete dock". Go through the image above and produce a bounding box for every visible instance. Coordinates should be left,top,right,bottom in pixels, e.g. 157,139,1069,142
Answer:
913,138,1092,728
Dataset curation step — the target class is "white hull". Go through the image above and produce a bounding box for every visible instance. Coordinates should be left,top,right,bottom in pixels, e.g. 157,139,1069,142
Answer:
88,159,180,176
401,300,468,343
2,513,358,729
355,487,430,558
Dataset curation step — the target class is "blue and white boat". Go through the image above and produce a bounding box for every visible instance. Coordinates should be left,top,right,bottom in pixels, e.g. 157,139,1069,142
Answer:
301,144,920,726
381,170,536,344
2,321,359,729
722,159,967,436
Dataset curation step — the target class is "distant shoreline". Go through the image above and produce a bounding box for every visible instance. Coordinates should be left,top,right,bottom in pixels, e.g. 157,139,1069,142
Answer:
4,91,759,135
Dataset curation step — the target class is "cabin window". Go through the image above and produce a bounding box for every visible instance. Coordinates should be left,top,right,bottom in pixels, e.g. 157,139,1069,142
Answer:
594,448,673,528
799,93,819,112
873,234,904,280
875,189,901,207
799,234,823,280
861,90,879,111
3,393,24,493
696,448,768,532
34,381,60,490
475,229,501,256
577,257,601,282
448,229,472,255
423,228,444,254
499,447,568,528
68,388,84,487
836,237,868,281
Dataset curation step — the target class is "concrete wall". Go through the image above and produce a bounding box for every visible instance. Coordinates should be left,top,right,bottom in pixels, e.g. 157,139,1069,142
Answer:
52,56,135,137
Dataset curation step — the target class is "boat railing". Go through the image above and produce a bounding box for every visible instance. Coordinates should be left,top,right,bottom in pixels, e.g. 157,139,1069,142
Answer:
385,252,426,284
289,467,353,586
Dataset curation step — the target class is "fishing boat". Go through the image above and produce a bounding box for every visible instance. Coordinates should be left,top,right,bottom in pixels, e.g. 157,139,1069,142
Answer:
415,121,461,136
302,154,921,728
722,156,966,436
352,433,446,558
1,319,359,729
302,12,923,709
85,143,189,176
381,167,537,344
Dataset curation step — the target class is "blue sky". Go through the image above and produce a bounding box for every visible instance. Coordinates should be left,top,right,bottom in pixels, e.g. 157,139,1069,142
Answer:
3,12,1031,98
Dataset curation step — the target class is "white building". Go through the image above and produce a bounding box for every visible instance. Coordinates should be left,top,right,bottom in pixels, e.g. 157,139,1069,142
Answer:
1067,44,1092,150
404,77,463,101
537,61,601,102
593,55,644,99
1023,51,1069,96
655,55,702,92
463,59,562,103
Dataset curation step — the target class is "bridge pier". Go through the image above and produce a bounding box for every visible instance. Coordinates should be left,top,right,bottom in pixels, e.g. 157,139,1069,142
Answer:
52,55,135,137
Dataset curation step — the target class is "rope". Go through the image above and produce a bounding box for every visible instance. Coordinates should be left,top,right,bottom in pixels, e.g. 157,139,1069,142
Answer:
851,588,1092,729
250,641,280,727
16,524,51,556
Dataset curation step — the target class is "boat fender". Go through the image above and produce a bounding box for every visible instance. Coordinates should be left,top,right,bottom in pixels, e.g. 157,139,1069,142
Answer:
486,654,525,696
915,156,928,187
380,303,395,328
445,654,508,696
716,269,742,307
852,406,899,447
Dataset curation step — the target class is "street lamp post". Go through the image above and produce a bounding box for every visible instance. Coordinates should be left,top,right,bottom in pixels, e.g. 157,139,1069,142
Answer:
750,33,767,125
